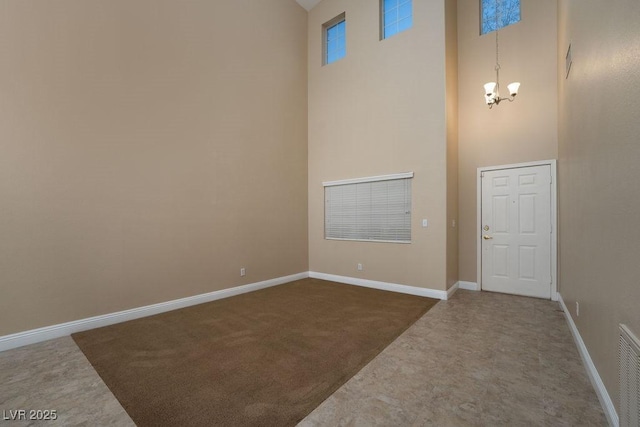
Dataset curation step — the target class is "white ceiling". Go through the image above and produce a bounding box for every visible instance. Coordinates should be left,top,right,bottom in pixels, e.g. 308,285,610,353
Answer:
296,0,321,11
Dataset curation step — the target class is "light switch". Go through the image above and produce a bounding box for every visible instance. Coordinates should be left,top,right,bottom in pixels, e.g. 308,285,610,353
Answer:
422,219,428,228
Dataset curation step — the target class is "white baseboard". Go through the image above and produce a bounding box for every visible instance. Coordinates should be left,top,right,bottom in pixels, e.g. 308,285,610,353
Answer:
447,282,460,299
557,293,618,427
458,281,479,291
446,281,480,299
0,272,309,353
309,271,448,300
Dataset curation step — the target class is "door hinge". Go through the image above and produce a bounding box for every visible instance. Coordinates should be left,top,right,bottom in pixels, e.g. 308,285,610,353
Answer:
481,172,485,178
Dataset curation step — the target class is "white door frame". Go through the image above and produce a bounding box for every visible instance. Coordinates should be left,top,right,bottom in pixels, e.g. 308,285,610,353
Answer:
476,159,558,301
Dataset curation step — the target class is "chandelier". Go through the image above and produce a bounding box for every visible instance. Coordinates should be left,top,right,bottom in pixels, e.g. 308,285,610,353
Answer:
483,28,520,108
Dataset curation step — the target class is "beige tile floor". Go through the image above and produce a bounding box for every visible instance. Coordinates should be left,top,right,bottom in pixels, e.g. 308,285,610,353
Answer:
0,336,133,427
300,290,607,426
0,290,606,426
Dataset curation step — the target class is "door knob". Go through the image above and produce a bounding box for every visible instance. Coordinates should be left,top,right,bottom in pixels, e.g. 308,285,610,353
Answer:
483,235,493,240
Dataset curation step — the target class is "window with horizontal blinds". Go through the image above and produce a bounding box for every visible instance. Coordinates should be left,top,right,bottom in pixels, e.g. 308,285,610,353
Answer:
324,174,412,243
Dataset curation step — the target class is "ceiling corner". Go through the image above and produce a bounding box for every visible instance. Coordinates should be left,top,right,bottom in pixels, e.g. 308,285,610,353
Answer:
296,0,321,12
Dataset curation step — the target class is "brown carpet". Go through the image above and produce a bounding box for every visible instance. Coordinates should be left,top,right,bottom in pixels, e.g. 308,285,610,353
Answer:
72,278,438,426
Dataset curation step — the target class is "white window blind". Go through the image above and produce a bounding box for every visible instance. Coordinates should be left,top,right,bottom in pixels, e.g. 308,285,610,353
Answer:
324,173,412,243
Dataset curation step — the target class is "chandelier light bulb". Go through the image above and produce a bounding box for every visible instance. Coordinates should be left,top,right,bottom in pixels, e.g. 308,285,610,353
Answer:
507,82,521,97
484,82,497,96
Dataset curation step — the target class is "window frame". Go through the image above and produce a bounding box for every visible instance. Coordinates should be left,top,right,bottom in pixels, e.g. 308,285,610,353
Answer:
322,13,346,66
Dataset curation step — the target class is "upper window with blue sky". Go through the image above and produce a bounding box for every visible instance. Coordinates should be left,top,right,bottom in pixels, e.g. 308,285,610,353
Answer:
481,0,521,35
325,16,346,65
382,0,413,40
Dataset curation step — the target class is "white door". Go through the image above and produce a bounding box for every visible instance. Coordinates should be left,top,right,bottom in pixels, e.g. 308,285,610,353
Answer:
481,165,552,299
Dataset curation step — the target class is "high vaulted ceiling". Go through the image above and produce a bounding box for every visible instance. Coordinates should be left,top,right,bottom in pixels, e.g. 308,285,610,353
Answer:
296,0,321,11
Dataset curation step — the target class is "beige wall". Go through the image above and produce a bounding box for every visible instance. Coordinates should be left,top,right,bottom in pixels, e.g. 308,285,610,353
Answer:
445,0,459,290
558,0,640,410
308,0,449,290
457,0,558,283
0,0,308,336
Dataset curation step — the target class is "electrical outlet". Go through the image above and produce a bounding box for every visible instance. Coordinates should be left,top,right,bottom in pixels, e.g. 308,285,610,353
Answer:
240,268,246,277
452,219,456,228
357,263,363,271
576,301,580,317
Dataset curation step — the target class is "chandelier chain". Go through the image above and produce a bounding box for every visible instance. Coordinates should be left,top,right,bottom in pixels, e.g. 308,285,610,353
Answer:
495,1,501,80
495,31,500,70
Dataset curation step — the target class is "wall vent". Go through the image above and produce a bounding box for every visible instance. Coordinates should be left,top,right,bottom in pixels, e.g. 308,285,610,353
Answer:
619,324,640,427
